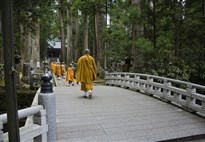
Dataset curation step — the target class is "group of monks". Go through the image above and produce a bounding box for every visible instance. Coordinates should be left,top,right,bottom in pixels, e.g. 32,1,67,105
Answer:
50,49,97,99
50,62,75,85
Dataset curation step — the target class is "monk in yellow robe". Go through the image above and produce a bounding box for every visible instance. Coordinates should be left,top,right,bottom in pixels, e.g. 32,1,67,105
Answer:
55,63,61,78
61,62,67,78
76,49,97,99
50,62,56,74
66,64,75,86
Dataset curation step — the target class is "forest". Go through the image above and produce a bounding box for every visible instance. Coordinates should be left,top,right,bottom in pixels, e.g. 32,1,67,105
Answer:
0,0,205,85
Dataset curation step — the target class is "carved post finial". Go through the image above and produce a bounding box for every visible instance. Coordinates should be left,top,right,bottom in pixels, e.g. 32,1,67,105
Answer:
40,73,53,93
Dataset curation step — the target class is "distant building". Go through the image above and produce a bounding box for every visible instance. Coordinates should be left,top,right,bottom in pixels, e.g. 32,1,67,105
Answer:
47,41,61,62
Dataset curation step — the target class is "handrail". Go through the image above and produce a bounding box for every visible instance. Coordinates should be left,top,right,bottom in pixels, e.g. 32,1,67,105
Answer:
0,105,48,142
0,105,43,124
0,72,55,142
105,72,205,115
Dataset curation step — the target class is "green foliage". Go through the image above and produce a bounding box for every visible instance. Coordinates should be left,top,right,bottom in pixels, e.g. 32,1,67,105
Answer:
163,58,190,81
103,0,142,62
1,0,205,85
134,37,153,53
156,32,173,50
13,0,42,35
38,1,60,60
190,61,205,85
148,50,190,81
0,88,36,114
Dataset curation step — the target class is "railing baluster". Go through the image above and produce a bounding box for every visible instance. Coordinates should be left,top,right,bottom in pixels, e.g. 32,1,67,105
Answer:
163,79,171,100
0,122,3,142
33,110,47,141
187,84,196,112
135,75,140,91
146,76,153,95
104,72,205,115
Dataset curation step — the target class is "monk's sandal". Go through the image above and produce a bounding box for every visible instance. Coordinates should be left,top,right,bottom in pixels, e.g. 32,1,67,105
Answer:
89,92,92,99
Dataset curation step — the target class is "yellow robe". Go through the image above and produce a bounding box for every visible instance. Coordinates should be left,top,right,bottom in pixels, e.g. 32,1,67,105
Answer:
51,63,56,74
61,64,67,75
56,64,61,77
66,67,74,82
76,54,97,91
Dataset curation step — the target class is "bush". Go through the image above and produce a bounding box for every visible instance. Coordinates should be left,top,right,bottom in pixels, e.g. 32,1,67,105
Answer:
0,88,36,114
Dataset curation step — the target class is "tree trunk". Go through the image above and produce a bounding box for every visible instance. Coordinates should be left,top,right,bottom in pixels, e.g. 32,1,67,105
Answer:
30,24,40,71
66,0,72,65
94,3,105,66
82,10,89,53
94,4,100,65
73,11,79,62
174,0,183,57
203,0,205,61
153,0,156,49
24,32,31,62
131,0,143,72
0,16,3,63
60,0,66,63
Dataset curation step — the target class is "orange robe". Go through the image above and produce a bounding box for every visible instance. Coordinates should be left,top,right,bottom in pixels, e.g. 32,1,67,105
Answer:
56,64,61,77
61,64,66,75
66,67,74,82
51,63,56,74
76,54,97,91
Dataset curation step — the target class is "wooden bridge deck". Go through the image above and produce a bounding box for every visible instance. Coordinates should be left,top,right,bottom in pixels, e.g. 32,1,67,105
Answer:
54,79,205,141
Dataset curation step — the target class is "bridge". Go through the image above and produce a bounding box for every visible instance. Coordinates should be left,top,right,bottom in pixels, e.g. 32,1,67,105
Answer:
1,72,205,141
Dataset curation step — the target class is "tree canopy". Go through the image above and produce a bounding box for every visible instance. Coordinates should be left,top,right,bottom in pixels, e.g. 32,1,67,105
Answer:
0,0,205,85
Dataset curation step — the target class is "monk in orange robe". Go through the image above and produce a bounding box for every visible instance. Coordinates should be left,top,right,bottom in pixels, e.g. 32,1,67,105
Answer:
76,49,97,99
55,63,61,78
61,62,67,78
50,62,56,74
66,64,75,86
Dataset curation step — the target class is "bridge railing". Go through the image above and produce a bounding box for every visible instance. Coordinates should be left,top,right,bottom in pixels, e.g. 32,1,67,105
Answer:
0,72,56,142
0,105,48,142
105,72,205,115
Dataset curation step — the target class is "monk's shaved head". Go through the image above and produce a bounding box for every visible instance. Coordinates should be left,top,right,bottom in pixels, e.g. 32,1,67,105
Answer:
85,49,90,54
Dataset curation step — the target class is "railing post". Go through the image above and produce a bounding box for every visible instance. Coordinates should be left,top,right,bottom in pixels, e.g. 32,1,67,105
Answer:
38,73,56,142
186,84,196,112
117,73,121,86
163,79,171,99
0,122,3,142
146,76,154,95
33,110,47,142
104,72,109,85
123,74,129,88
134,75,140,91
113,74,117,85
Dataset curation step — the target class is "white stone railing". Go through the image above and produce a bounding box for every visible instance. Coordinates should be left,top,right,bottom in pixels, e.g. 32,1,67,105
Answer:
105,72,205,115
0,105,48,142
0,72,56,142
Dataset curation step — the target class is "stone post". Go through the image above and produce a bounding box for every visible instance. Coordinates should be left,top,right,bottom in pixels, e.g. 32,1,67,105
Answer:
33,109,47,142
186,84,196,112
0,122,3,142
146,76,153,96
38,73,56,142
